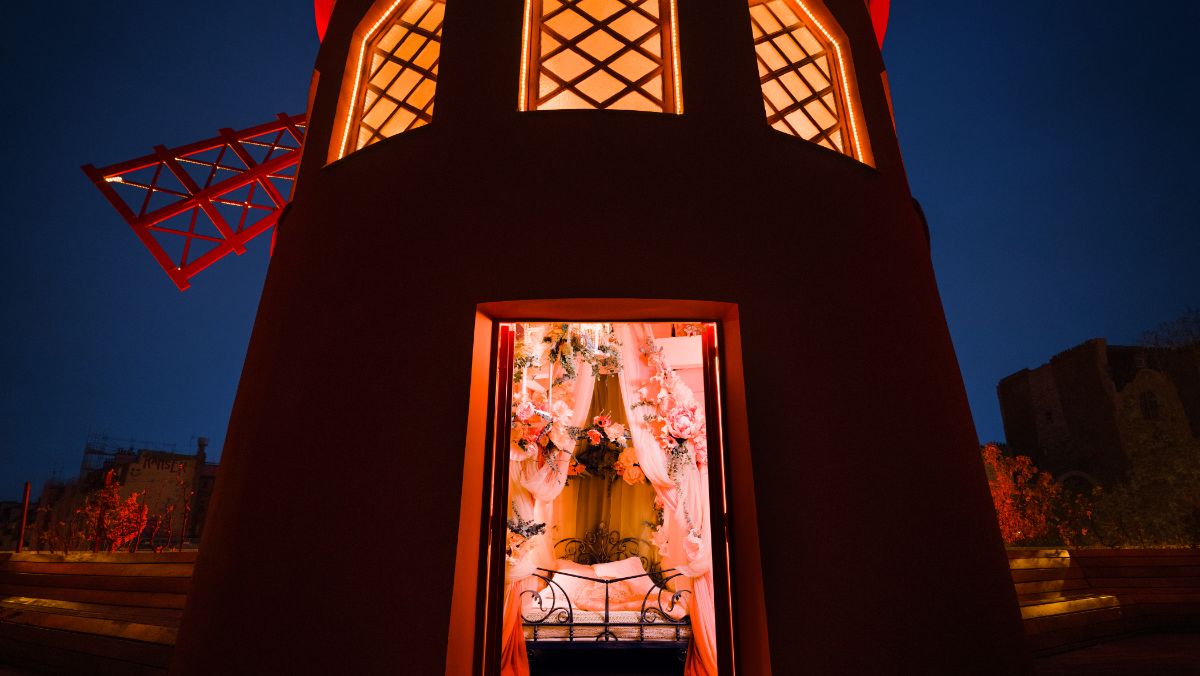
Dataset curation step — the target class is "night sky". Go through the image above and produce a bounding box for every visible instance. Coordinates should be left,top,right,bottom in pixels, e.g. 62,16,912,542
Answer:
1,2,1196,500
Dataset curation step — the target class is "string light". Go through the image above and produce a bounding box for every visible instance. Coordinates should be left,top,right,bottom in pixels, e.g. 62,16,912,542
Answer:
792,0,863,161
669,0,683,114
337,0,410,160
518,0,534,111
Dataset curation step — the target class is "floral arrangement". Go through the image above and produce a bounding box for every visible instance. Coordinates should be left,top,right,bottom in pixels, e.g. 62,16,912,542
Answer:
590,327,623,377
544,323,593,386
506,511,546,564
512,339,539,385
633,339,709,475
571,414,645,485
511,395,575,474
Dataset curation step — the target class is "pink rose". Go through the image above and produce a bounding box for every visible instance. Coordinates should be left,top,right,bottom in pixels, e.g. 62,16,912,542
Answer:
664,401,704,439
586,429,603,445
622,464,644,485
515,401,536,421
618,447,638,469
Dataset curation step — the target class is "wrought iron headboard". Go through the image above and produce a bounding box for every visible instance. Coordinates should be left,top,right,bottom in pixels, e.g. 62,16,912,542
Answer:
555,523,668,587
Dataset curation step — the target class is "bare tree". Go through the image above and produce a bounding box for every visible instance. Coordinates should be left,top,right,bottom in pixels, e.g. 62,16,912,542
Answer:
1139,307,1200,348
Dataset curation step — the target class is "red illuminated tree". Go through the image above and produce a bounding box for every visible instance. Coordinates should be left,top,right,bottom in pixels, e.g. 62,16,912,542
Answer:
981,444,1093,546
106,493,149,552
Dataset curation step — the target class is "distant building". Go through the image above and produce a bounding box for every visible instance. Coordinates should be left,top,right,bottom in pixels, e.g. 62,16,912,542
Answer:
997,338,1200,484
30,435,219,550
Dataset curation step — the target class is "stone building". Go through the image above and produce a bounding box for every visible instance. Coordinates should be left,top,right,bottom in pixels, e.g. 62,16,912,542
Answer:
997,338,1200,485
30,436,219,549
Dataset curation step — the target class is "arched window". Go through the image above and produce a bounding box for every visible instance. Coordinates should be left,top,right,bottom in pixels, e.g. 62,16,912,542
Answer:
519,0,683,113
749,0,863,160
336,0,445,159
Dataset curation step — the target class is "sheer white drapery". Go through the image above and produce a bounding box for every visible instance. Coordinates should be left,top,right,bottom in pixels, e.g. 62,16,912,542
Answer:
615,323,716,675
504,324,717,676
502,349,595,675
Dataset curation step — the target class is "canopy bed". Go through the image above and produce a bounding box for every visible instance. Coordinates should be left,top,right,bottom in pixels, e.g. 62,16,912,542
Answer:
521,525,691,659
500,322,717,676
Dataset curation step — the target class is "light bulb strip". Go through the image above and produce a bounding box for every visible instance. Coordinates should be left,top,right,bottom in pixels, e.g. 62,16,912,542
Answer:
518,0,534,111
337,0,410,161
668,0,683,114
792,0,862,160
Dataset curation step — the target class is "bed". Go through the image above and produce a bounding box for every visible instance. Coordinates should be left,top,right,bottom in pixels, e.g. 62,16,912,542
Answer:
520,525,691,668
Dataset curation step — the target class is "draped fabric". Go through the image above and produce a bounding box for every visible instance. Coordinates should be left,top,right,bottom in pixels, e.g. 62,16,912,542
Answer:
615,323,717,675
500,352,594,676
554,475,658,545
501,325,717,676
552,376,659,544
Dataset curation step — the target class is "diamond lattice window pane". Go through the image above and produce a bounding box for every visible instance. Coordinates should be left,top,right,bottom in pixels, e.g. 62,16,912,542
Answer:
750,0,851,156
354,0,445,152
526,0,679,113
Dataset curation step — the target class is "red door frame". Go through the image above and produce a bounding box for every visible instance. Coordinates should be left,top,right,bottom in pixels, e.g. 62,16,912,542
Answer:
448,300,763,675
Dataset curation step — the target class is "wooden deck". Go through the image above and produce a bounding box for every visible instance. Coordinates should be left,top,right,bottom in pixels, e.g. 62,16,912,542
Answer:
1009,548,1200,655
0,552,194,675
1,548,1197,671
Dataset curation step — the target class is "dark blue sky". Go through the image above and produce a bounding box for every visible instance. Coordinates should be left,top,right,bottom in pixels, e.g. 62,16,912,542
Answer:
1,2,1197,500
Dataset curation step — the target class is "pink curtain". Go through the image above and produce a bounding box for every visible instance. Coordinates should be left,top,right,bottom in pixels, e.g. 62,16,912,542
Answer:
499,353,595,676
615,324,717,675
500,327,718,675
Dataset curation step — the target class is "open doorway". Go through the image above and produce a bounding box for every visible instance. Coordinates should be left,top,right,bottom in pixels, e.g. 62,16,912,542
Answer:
489,322,726,675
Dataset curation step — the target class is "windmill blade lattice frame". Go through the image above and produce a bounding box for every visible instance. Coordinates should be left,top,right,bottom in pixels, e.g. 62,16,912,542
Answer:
83,113,306,291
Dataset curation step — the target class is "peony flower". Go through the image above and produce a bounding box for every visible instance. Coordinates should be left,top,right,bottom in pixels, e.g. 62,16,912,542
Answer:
622,464,645,485
593,414,612,428
664,401,705,440
515,401,537,421
586,429,603,445
606,422,625,441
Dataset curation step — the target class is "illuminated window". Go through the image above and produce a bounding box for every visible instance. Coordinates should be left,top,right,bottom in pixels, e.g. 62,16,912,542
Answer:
520,0,683,113
750,0,856,157
353,0,445,152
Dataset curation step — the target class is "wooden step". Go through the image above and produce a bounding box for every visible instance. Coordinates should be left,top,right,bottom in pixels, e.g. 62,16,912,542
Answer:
0,572,191,595
0,597,182,629
0,584,187,610
0,603,177,645
0,623,170,674
0,552,197,565
1018,594,1120,620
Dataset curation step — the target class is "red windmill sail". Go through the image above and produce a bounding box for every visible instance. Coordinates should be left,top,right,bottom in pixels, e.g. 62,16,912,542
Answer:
82,113,306,291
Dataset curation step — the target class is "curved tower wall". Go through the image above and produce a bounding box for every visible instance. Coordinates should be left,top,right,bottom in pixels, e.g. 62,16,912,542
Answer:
173,1,1030,673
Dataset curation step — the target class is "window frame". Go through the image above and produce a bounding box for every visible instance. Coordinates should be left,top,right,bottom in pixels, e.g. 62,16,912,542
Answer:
518,0,684,114
749,0,874,165
328,0,446,164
